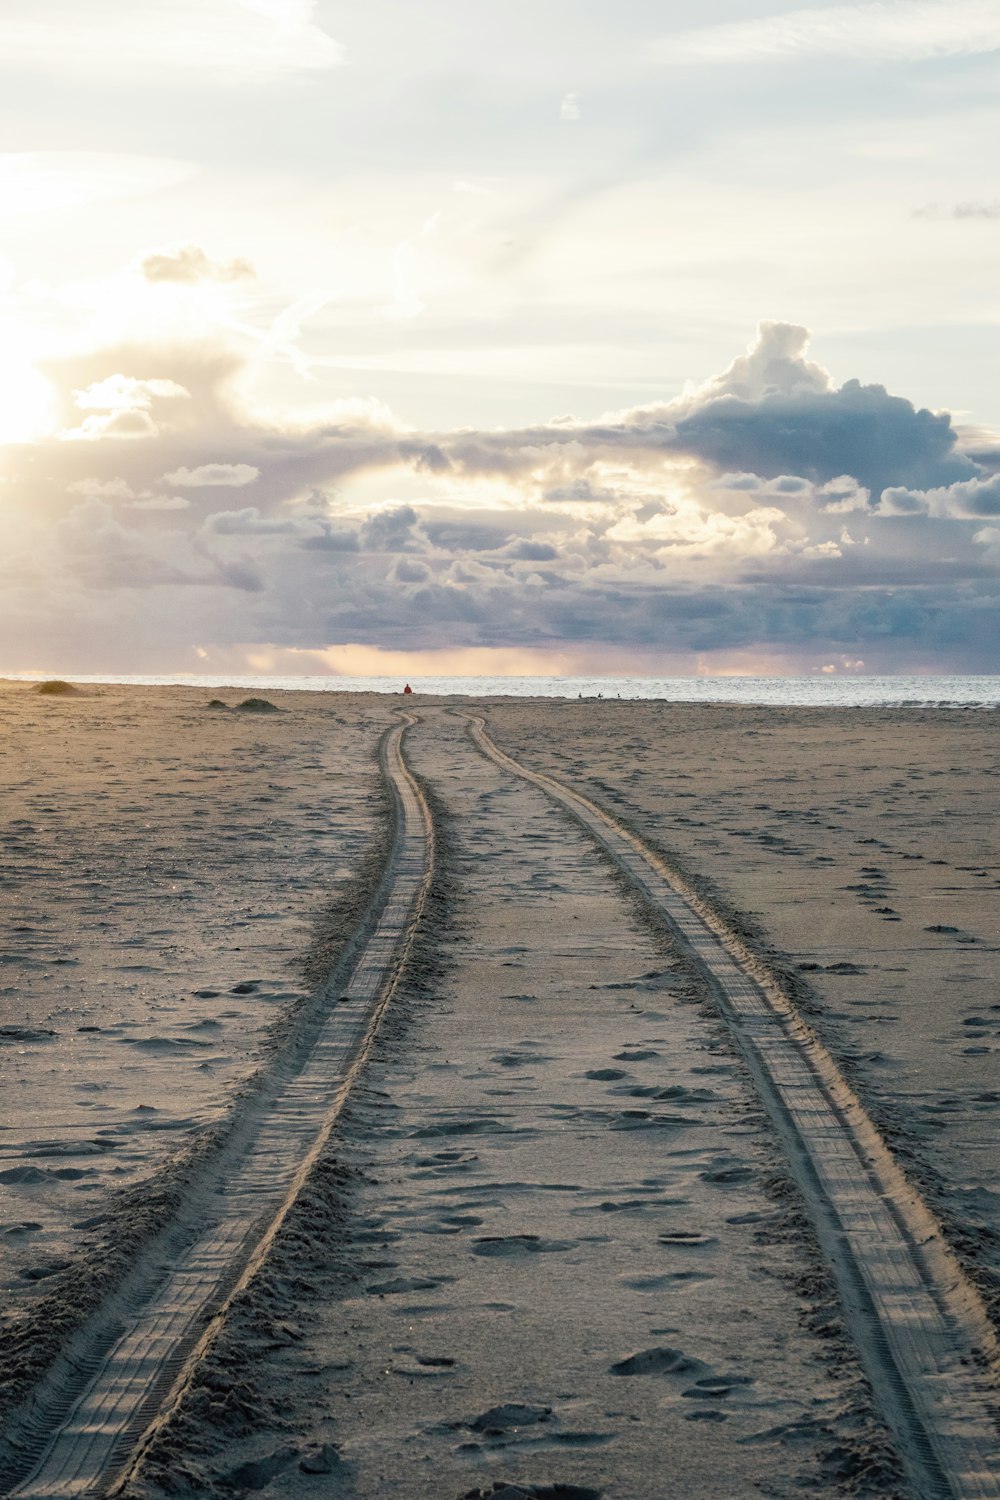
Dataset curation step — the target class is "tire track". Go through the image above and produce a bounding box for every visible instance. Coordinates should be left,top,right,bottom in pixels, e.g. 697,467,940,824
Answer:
0,715,432,1500
466,713,1000,1500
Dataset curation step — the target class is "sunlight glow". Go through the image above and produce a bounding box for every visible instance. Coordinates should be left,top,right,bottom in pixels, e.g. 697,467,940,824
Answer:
0,356,58,443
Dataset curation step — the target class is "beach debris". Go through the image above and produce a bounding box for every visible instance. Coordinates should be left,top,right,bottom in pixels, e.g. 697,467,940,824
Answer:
33,679,77,695
206,698,229,709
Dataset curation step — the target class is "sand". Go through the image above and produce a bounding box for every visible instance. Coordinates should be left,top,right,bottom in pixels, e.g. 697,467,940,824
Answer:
1,687,996,1499
0,683,393,1310
486,700,1000,1326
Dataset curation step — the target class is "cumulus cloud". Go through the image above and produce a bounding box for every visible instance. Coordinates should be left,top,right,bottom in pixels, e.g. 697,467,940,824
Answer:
8,320,1000,673
164,462,260,486
73,375,189,411
425,323,974,501
693,321,830,401
669,344,972,497
389,557,432,584
65,374,190,441
203,506,301,534
358,505,420,552
139,244,256,284
880,472,1000,517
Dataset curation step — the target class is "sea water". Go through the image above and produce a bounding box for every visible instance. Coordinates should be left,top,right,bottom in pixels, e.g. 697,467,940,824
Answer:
11,672,1000,707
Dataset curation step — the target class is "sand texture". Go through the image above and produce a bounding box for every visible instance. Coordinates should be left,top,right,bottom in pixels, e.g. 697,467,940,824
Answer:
0,684,392,1312
486,700,1000,1327
1,688,998,1500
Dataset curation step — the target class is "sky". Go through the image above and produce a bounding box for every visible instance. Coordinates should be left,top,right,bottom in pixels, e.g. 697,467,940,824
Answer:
2,0,1000,678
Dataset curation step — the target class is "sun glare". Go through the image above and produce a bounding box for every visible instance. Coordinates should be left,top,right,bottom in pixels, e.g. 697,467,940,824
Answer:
0,355,58,443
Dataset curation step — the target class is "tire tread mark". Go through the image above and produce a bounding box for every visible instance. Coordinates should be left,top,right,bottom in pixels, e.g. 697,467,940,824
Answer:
466,714,1000,1500
1,715,432,1500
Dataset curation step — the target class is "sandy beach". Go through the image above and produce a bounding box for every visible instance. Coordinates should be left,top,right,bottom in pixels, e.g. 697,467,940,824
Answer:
1,686,997,1499
0,683,394,1307
487,698,1000,1325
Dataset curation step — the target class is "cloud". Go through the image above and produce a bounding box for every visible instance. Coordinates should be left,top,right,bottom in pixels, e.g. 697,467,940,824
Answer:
669,332,973,498
127,493,191,511
67,476,136,499
0,1,343,77
74,375,189,412
67,474,189,509
138,244,256,284
389,557,432,584
8,321,1000,674
880,472,1000,517
501,538,559,562
692,321,830,401
203,506,300,534
164,462,260,487
431,323,973,501
65,374,190,441
656,1,1000,67
358,505,420,552
0,152,198,223
815,476,871,512
915,200,1000,220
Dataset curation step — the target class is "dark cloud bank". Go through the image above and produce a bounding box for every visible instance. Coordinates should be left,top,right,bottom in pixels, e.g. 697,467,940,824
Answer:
4,322,999,673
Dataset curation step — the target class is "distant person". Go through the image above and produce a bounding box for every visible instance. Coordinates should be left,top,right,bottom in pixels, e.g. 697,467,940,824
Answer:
403,683,413,695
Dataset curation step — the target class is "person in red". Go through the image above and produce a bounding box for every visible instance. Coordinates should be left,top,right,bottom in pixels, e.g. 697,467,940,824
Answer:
403,683,413,694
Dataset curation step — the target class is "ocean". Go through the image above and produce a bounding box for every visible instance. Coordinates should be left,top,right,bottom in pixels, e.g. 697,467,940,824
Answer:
11,672,1000,707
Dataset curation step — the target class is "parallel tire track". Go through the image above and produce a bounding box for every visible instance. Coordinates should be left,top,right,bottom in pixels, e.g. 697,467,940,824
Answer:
466,714,1000,1500
1,715,432,1500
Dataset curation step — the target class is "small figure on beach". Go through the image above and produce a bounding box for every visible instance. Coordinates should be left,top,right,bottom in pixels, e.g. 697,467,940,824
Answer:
403,683,413,695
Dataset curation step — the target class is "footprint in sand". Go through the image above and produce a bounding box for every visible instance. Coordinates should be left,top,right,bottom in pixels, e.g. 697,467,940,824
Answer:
467,1402,553,1434
366,1275,453,1295
681,1375,753,1399
0,1164,96,1184
460,1484,602,1499
657,1230,718,1248
621,1271,713,1291
699,1160,754,1186
20,1260,72,1281
609,1346,707,1377
473,1235,575,1258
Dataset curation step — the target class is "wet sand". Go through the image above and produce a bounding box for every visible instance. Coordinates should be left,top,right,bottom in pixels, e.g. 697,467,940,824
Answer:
1,687,996,1498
